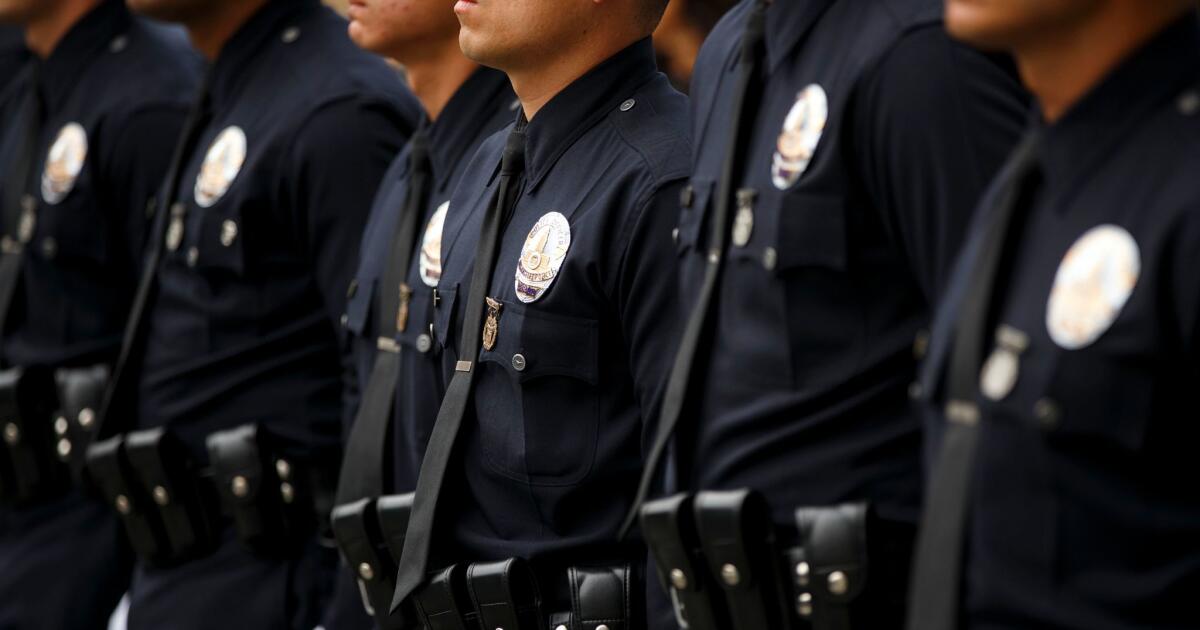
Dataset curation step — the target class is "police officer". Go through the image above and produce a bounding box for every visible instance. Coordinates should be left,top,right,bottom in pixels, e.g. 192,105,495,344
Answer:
907,2,1200,629
324,0,515,627
626,0,1028,628
384,0,688,627
0,1,198,628
83,0,420,627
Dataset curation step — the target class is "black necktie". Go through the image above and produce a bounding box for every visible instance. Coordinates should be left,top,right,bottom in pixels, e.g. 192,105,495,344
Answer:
620,0,769,537
0,63,45,344
96,73,214,440
391,127,527,610
336,129,432,504
906,133,1042,630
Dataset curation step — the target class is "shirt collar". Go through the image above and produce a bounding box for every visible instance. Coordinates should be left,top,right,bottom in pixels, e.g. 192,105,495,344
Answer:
1037,13,1200,206
39,0,128,112
764,0,835,73
209,0,318,108
428,66,515,190
521,37,659,191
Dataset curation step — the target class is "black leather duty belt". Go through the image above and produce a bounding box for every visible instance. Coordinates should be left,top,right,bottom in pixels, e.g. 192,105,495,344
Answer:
0,365,108,504
332,493,640,630
85,422,336,568
641,490,914,630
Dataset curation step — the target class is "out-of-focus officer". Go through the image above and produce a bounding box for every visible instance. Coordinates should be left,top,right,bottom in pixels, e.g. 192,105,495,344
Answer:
0,1,198,627
626,0,1029,628
323,0,516,627
81,0,421,627
382,0,689,627
907,2,1200,629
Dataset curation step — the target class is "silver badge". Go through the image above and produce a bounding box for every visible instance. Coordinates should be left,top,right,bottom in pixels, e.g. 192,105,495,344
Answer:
514,212,571,304
194,126,247,208
419,201,449,288
1046,225,1140,350
771,85,828,190
41,123,88,205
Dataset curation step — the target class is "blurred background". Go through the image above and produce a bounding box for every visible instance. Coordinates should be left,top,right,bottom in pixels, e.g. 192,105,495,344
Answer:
320,0,734,91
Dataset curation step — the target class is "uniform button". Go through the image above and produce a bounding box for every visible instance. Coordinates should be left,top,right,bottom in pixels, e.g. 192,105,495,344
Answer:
669,568,687,590
511,353,526,371
220,220,238,247
555,626,568,630
597,625,610,630
358,562,375,581
41,237,57,259
109,35,128,53
619,98,636,112
280,482,295,503
720,563,741,586
152,485,170,506
281,26,301,43
231,475,249,498
671,227,679,244
114,494,131,515
186,246,199,267
762,247,778,271
416,333,432,353
346,279,358,299
275,459,291,480
1033,398,1060,430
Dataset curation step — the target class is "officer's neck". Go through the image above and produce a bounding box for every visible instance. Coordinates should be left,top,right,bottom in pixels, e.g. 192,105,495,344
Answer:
1015,2,1193,123
184,0,269,60
508,32,642,121
23,0,100,58
399,38,478,121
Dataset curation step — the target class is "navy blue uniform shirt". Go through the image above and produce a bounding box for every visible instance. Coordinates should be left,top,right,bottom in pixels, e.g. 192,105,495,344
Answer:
0,3,199,629
432,38,689,564
673,0,1026,527
919,15,1200,629
0,26,27,98
0,1,199,368
343,67,515,493
133,0,420,461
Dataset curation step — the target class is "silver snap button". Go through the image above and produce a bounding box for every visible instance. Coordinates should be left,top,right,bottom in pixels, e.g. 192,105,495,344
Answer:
152,485,170,506
220,220,238,247
231,475,249,498
797,592,813,617
54,416,68,436
416,333,432,353
619,98,636,112
762,246,778,271
358,562,375,581
511,353,527,371
115,494,131,515
275,459,291,480
671,227,679,244
827,570,849,595
280,482,295,503
720,563,741,586
281,26,300,43
78,407,95,428
795,561,810,585
3,422,19,445
670,568,687,590
56,438,71,459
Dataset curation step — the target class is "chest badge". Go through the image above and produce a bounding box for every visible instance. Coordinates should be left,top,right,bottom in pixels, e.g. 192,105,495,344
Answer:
514,211,571,304
483,297,503,351
1046,225,1140,350
420,201,450,288
195,126,247,208
771,84,828,190
41,123,88,205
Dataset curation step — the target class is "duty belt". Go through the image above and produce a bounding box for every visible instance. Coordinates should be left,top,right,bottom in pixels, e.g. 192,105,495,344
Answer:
332,492,641,630
85,422,336,567
0,365,109,504
641,490,913,630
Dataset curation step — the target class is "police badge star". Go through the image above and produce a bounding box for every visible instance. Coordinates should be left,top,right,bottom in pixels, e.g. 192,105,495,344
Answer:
41,123,88,205
514,212,571,304
771,84,828,190
195,126,247,208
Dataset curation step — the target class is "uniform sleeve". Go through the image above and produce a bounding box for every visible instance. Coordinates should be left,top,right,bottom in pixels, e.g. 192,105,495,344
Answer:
850,24,1028,303
285,97,410,428
614,178,687,449
99,104,190,277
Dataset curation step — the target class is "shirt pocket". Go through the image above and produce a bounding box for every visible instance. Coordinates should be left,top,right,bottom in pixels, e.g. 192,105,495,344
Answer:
42,197,109,265
395,285,438,357
476,300,600,486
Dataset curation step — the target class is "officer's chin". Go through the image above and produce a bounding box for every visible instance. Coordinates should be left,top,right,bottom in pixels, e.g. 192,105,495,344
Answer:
944,1,1022,52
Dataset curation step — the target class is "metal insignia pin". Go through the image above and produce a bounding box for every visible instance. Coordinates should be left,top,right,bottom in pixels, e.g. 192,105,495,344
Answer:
732,188,757,247
396,283,414,332
482,297,502,351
